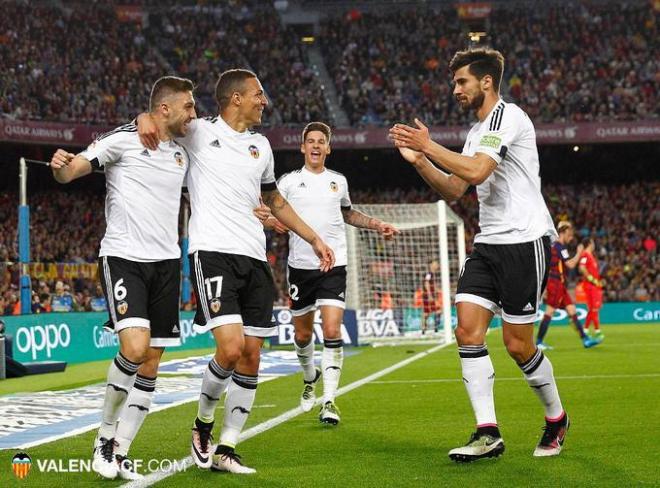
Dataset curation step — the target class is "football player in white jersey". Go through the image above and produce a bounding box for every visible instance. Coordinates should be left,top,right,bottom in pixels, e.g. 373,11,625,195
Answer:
137,70,335,474
270,122,398,425
50,76,196,480
390,48,568,461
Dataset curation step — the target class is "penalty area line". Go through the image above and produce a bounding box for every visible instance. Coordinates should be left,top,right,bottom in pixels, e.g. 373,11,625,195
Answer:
369,372,660,385
122,341,452,487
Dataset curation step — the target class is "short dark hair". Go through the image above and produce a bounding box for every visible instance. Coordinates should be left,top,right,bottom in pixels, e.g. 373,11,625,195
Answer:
581,237,594,248
302,121,332,143
215,69,257,110
149,76,194,111
449,48,505,92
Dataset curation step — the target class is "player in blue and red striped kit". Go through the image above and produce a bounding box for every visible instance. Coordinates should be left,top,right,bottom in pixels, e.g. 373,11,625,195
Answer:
536,221,601,349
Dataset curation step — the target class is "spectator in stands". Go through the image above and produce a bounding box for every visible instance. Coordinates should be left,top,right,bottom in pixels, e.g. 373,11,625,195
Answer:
0,180,656,311
319,1,658,126
50,280,74,312
643,235,657,253
31,292,47,314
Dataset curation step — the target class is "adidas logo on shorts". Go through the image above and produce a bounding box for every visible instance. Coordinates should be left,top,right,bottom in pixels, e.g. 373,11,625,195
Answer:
523,302,534,312
172,324,179,333
141,149,150,157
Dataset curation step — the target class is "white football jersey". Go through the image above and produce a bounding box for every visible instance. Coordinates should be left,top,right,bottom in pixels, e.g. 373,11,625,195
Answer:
277,166,351,269
181,116,276,261
80,123,188,261
461,100,557,244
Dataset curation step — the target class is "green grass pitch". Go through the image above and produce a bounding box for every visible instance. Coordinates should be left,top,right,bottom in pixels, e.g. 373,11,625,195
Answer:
1,324,658,487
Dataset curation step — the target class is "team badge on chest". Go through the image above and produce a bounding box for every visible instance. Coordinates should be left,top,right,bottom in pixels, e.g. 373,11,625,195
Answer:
330,181,338,192
248,145,260,159
174,151,184,167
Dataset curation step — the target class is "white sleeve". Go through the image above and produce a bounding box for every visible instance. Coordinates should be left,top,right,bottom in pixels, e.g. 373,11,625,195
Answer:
341,176,352,208
79,129,131,168
460,136,471,156
261,144,276,187
276,173,291,199
475,106,520,164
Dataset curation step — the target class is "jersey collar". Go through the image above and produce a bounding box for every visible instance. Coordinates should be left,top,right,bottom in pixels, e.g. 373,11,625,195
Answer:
216,115,248,137
302,165,326,176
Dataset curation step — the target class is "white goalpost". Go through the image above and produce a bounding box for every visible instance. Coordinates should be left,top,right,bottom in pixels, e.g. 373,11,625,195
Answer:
346,201,466,344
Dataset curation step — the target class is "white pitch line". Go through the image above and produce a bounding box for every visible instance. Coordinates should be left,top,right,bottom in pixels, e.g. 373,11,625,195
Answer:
13,397,198,450
122,341,451,488
8,378,279,450
370,372,660,385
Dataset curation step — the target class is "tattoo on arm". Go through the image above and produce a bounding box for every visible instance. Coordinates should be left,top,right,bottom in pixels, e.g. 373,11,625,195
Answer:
262,189,289,211
342,209,378,229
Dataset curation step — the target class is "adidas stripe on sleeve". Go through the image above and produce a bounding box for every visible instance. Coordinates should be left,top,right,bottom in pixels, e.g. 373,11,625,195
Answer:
474,102,519,165
80,123,137,169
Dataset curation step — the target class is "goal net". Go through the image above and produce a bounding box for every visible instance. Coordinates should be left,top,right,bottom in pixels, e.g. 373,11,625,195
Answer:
346,201,465,344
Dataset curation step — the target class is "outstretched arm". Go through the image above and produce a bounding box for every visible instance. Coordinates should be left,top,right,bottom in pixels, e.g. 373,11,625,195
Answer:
341,208,399,240
262,189,335,271
50,149,93,184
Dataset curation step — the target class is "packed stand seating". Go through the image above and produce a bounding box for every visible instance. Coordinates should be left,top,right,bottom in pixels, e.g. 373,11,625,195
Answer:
0,2,168,124
0,181,657,314
3,1,656,127
265,182,659,306
0,191,106,315
319,1,659,126
1,0,327,126
145,0,328,126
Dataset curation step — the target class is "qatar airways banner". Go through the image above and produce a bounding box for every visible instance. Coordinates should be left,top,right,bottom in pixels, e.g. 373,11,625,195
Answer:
0,120,112,147
2,119,659,148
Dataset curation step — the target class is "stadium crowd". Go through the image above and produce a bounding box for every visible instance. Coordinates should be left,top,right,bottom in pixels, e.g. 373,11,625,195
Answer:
0,0,656,314
2,181,655,316
1,1,657,127
343,183,659,304
0,0,327,127
0,191,105,315
0,2,165,125
144,1,328,126
320,1,658,126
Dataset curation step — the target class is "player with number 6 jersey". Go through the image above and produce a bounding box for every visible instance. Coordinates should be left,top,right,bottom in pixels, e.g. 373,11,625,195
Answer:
50,76,196,481
137,70,335,474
